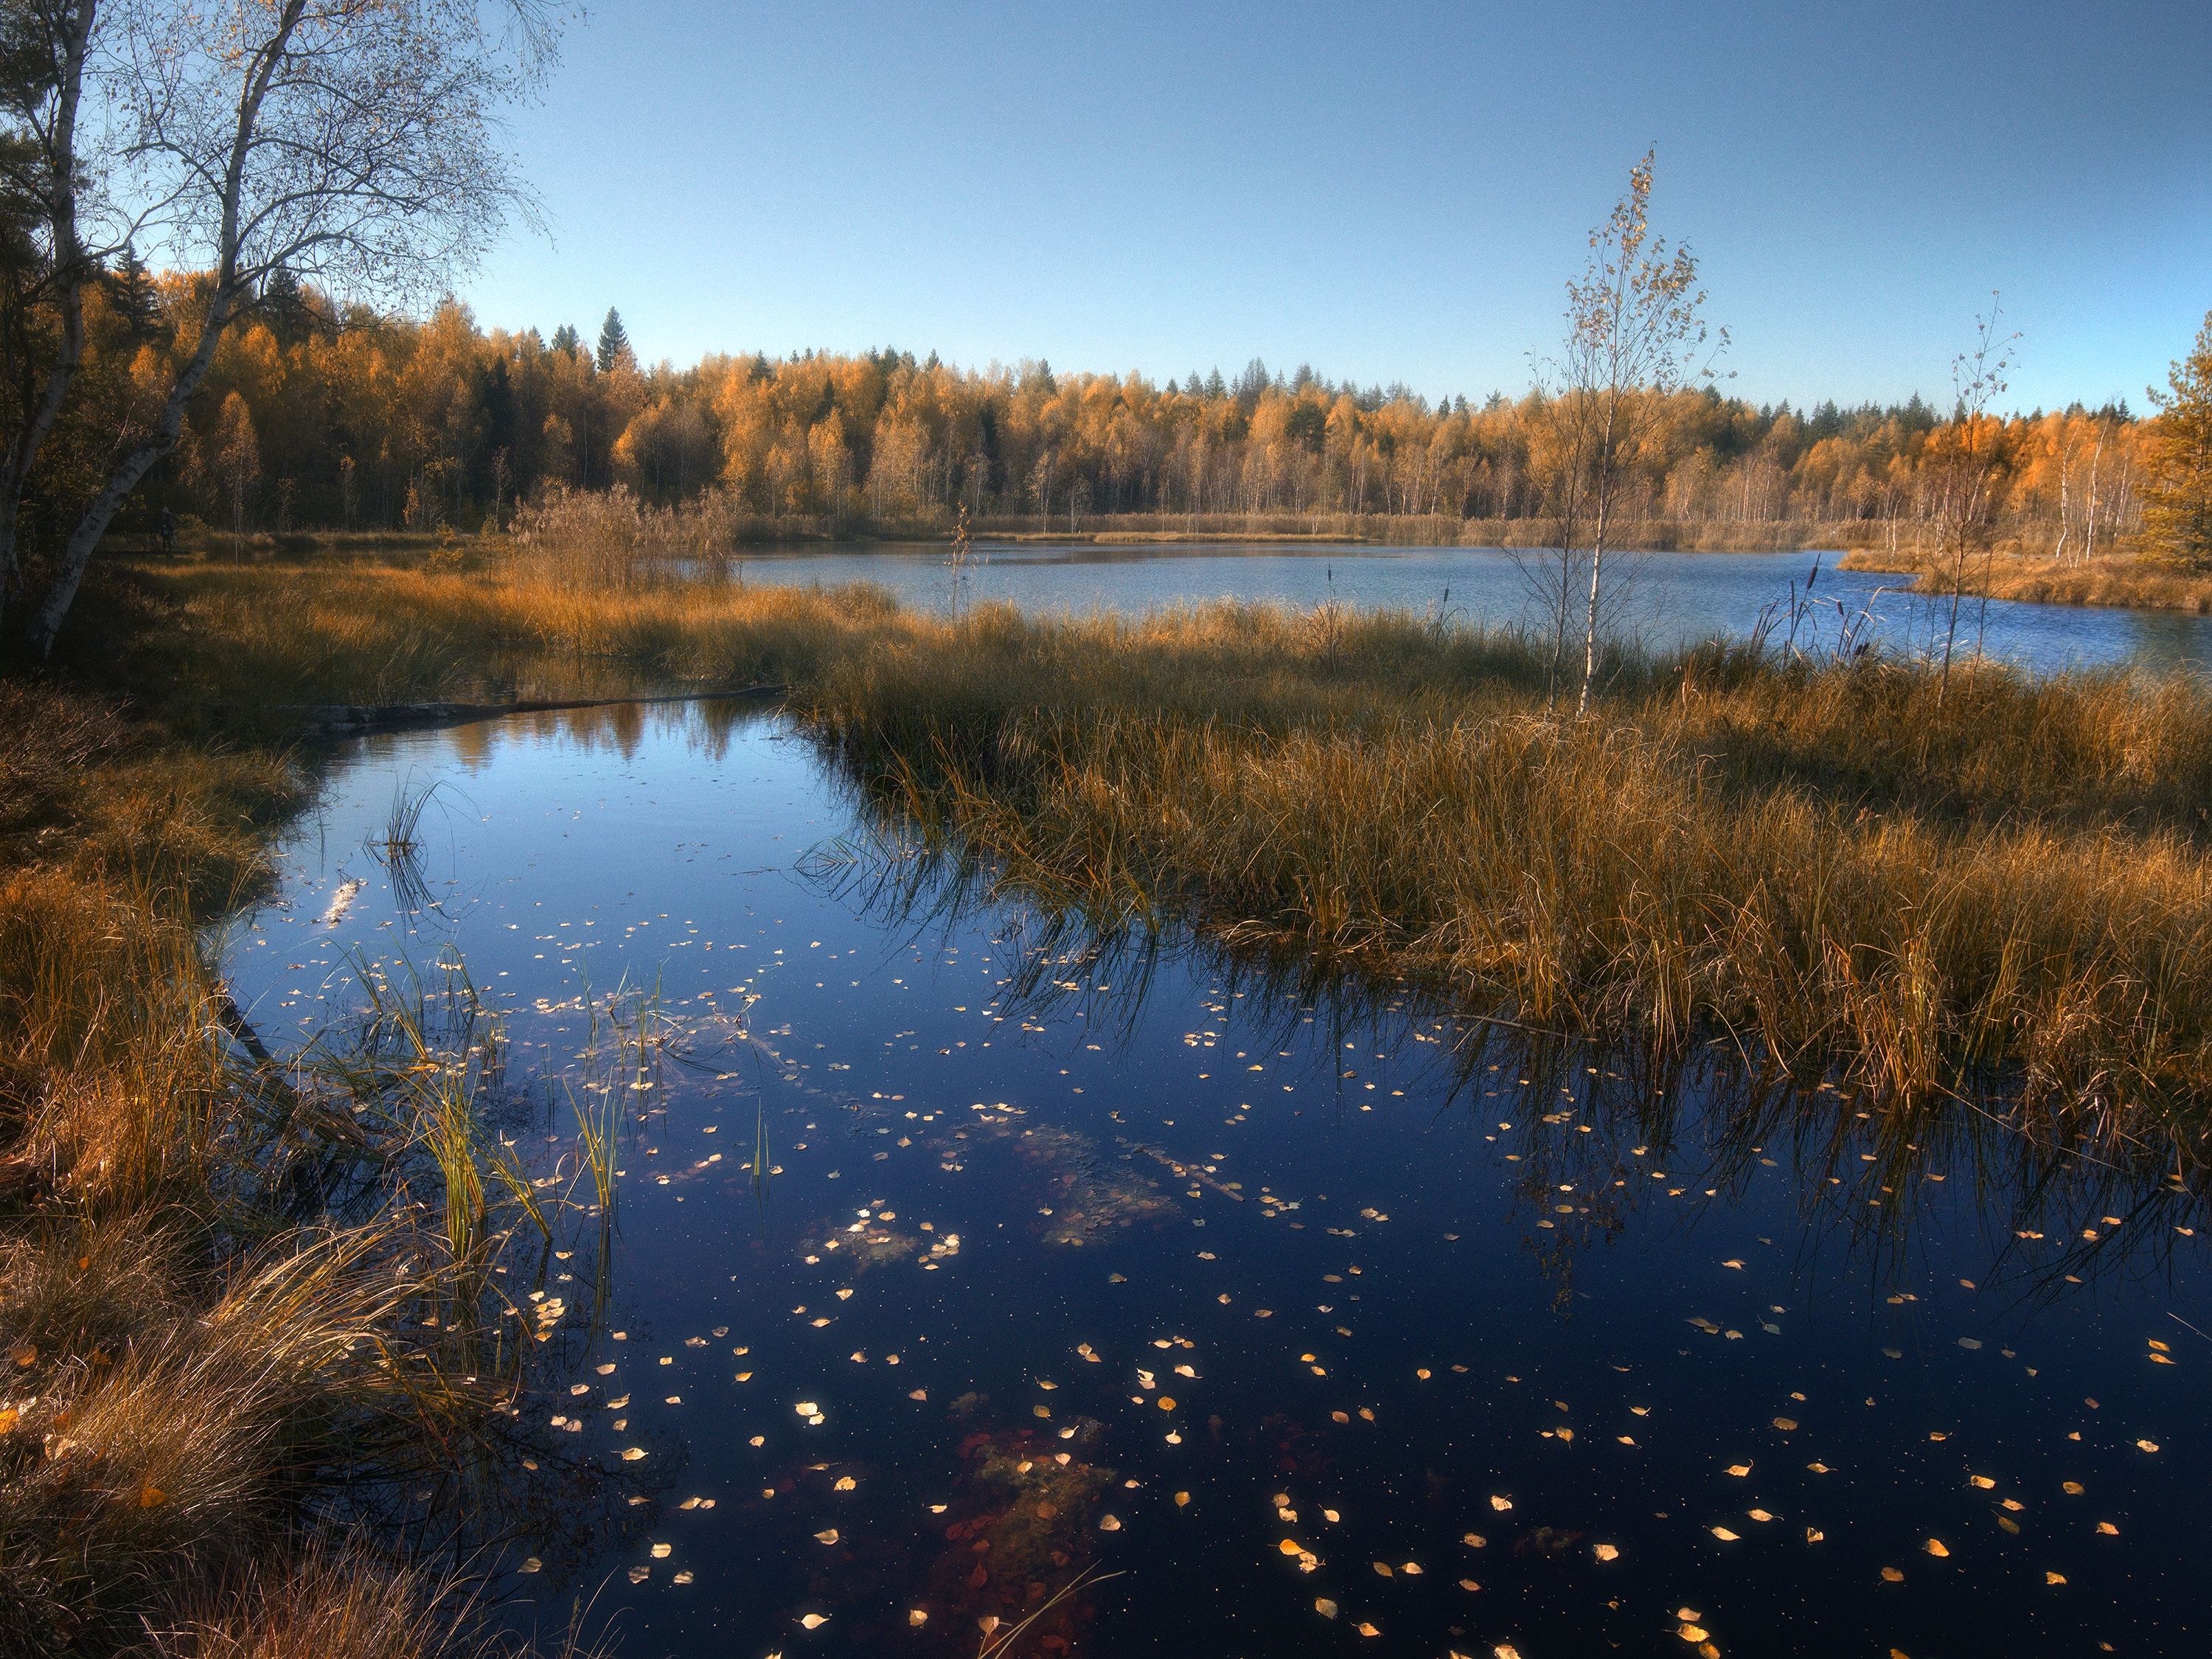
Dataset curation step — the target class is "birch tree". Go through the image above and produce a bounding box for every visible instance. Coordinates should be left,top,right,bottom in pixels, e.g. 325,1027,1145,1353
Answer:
1534,150,1722,714
0,0,97,633
23,0,559,656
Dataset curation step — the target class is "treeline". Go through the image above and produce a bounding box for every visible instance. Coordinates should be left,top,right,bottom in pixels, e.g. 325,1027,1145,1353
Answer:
29,271,2155,554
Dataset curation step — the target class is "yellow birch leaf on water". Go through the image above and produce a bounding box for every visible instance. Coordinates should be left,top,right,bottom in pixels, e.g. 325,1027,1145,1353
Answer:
813,1528,838,1545
650,1543,671,1559
1279,1539,1304,1556
1748,1509,1774,1523
799,1614,829,1630
1880,1566,1905,1582
2097,1521,2119,1535
1593,1543,1620,1561
2062,1481,2085,1495
1496,1647,1523,1659
1711,1528,1739,1542
1401,1562,1423,1575
1372,1562,1393,1577
137,1485,167,1509
1969,1475,1995,1489
834,1475,856,1491
1490,1495,1513,1511
2047,1571,2067,1585
672,1571,693,1585
0,1408,15,1433
1725,1464,1752,1477
620,1447,646,1461
908,1388,926,1401
1175,1491,1191,1507
1679,1625,1710,1643
519,1557,541,1573
1924,1539,1949,1557
2137,1439,2160,1453
1356,1623,1380,1638
1157,1397,1177,1411
1314,1599,1338,1618
627,1567,647,1584
1323,1509,1340,1523
908,1610,928,1627
1463,1532,1487,1547
1460,1578,1481,1591
1806,1528,1825,1543
1099,1514,1121,1531
1772,1418,1798,1431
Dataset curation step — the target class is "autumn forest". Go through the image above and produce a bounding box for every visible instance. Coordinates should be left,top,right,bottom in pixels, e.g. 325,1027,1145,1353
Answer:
43,268,2152,555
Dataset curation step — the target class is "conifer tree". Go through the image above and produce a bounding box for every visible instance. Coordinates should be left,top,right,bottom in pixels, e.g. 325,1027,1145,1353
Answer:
596,307,633,373
549,321,582,358
2143,310,2212,568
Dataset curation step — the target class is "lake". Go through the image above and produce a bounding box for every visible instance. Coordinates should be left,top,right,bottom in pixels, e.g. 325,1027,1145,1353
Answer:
708,541,2212,676
222,693,2211,1659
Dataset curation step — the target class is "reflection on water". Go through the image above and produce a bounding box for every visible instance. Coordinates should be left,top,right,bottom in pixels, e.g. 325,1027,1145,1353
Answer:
712,540,2212,677
223,702,2212,1658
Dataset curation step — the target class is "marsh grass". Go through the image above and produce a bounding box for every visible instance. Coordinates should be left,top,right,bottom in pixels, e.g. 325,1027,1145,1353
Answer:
0,682,608,1656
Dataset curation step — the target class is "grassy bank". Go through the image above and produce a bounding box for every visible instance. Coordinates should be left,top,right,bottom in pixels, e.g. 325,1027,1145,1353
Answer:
89,548,2212,1139
1840,546,2212,614
0,659,595,1646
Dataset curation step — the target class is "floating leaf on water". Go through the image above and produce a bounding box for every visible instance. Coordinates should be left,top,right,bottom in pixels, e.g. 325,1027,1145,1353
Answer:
2062,1481,2086,1495
1805,1528,1825,1543
1749,1509,1774,1523
672,1571,693,1585
834,1475,856,1491
1175,1490,1191,1507
2046,1571,2067,1585
1880,1566,1905,1582
907,1610,928,1627
627,1566,647,1584
908,1388,927,1401
1924,1538,1949,1557
1958,1338,1983,1350
1372,1562,1393,1577
1593,1543,1620,1562
1279,1539,1304,1556
1772,1418,1798,1431
799,1613,829,1630
1725,1464,1753,1478
1099,1514,1122,1531
1462,1532,1486,1547
1490,1495,1513,1512
1711,1527,1739,1542
1495,1646,1522,1659
2097,1521,2120,1535
1356,1624,1380,1638
1323,1509,1340,1523
1680,1626,1709,1643
650,1543,671,1559
2137,1439,2161,1453
813,1528,838,1545
1969,1475,1996,1489
519,1557,541,1573
1315,1599,1338,1618
620,1447,647,1461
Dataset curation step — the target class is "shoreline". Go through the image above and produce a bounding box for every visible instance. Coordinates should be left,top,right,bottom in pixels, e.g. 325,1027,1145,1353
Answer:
1840,548,2212,614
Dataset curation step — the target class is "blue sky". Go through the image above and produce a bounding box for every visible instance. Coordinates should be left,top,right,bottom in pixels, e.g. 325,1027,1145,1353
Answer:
465,0,2212,411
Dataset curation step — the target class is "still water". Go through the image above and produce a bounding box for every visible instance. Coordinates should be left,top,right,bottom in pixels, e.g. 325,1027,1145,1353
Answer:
223,699,2211,1659
716,541,2212,677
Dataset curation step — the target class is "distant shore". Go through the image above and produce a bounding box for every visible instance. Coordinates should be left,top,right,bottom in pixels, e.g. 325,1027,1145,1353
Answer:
105,512,1888,561
1839,548,2212,615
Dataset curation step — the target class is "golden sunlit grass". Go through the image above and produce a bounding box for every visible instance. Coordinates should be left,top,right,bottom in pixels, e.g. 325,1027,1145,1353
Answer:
1840,546,2212,614
0,681,577,1655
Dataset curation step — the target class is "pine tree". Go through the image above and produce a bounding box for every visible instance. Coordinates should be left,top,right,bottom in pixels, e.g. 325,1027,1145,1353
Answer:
549,322,582,358
2143,310,2212,569
595,307,633,373
107,246,161,341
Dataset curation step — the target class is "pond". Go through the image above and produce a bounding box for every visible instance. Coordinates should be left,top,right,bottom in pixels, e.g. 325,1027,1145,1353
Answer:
712,540,2212,678
221,700,2211,1659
